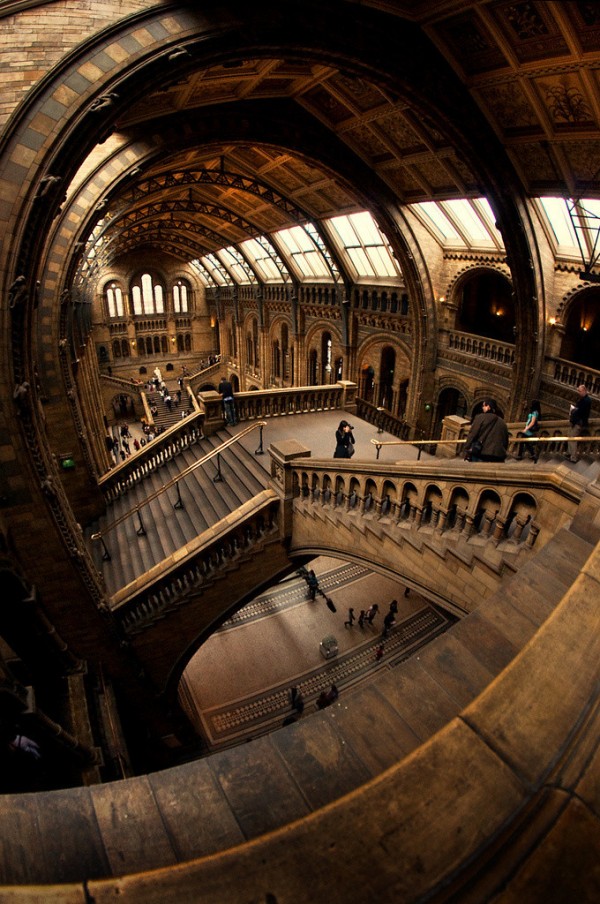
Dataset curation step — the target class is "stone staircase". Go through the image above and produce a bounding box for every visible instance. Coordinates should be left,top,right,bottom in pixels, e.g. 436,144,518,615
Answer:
89,427,271,595
2,518,597,896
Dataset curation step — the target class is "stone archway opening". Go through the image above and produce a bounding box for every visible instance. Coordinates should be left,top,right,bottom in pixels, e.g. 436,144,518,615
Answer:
560,288,600,369
455,271,515,343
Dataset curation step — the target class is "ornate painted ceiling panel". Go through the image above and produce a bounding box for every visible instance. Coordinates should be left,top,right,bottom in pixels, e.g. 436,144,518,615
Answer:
73,1,600,269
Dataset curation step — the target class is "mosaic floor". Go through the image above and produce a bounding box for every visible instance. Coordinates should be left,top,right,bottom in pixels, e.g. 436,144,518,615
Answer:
179,557,453,750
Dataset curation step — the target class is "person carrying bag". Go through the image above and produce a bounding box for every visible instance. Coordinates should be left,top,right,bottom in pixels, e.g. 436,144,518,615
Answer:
464,399,509,463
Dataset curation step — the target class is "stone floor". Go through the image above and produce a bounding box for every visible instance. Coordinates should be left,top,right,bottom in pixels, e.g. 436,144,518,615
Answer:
179,555,453,750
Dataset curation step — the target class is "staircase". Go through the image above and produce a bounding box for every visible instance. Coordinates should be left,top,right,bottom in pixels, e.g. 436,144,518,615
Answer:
89,426,271,595
147,379,188,431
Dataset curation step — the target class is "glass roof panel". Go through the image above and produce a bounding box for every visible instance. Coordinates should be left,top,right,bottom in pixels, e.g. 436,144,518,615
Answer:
199,253,233,286
539,197,577,247
327,211,401,279
276,225,331,279
240,237,290,282
217,246,257,284
442,199,492,242
414,202,464,242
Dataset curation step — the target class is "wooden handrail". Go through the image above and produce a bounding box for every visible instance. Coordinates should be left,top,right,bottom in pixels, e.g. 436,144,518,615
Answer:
91,421,267,540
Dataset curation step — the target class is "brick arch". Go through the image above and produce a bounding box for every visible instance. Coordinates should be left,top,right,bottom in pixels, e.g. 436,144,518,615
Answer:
356,332,412,368
556,280,598,323
267,313,294,343
434,374,473,409
445,262,512,307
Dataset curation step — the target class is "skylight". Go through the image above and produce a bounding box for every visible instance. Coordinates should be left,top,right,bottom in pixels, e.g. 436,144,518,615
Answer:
327,211,401,280
411,199,503,249
240,236,291,282
275,226,331,280
198,254,234,286
218,246,257,285
538,197,600,274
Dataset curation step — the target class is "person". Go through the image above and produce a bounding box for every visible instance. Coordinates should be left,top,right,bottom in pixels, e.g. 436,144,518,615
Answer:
517,399,541,461
344,607,355,628
366,603,379,624
389,599,398,614
333,420,355,458
326,684,339,704
357,609,366,628
306,569,319,601
382,610,395,638
567,384,591,463
218,376,236,426
464,399,509,463
375,643,384,661
293,692,304,716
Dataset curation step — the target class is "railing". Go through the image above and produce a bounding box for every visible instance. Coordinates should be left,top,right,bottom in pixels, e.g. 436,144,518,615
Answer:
446,329,515,366
548,357,600,395
92,422,268,559
290,456,584,555
112,492,280,632
370,432,600,460
98,410,207,503
100,373,145,393
356,398,410,439
233,384,347,421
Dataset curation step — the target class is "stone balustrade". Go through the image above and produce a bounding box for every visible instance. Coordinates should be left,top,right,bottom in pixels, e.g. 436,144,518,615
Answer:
98,412,206,503
446,329,515,366
112,491,281,634
289,457,584,555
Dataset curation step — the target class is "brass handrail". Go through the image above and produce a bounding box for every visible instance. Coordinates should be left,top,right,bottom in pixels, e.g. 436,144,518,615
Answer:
370,435,592,460
91,421,267,541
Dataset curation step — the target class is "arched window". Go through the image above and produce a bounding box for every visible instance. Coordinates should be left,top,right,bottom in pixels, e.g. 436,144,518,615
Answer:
321,332,333,383
112,339,122,358
105,282,125,319
130,273,165,316
273,339,281,378
161,335,168,354
281,323,289,381
121,339,130,358
184,334,192,352
173,279,190,313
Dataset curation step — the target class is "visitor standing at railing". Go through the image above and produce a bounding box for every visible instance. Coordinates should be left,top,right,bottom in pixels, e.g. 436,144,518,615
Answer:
333,420,355,458
218,376,237,426
567,384,591,463
464,399,509,463
517,399,541,462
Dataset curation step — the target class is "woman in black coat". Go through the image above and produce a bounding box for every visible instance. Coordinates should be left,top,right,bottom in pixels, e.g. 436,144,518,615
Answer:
333,420,356,458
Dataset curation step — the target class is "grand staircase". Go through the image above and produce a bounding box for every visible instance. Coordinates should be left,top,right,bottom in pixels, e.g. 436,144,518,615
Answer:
4,409,600,898
90,426,271,594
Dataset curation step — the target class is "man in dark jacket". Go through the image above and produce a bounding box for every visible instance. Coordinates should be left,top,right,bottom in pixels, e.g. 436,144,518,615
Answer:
567,384,592,462
218,376,236,425
464,399,509,463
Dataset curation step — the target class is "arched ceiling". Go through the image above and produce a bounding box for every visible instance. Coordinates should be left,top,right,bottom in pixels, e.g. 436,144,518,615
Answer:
63,0,600,277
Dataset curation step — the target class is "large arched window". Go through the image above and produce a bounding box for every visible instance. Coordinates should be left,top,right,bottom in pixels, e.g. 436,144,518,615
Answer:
105,282,125,319
131,273,165,316
173,279,190,313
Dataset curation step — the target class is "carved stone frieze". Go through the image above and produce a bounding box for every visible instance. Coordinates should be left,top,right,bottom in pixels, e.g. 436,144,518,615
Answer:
356,312,412,334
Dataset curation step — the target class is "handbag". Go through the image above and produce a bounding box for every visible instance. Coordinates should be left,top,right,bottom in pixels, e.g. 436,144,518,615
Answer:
347,444,355,458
